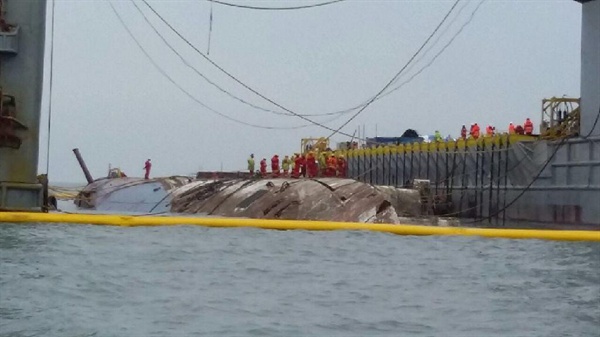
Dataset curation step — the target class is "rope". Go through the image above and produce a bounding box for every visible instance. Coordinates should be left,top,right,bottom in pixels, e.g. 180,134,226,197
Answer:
327,0,461,139
207,0,346,11
45,0,56,175
109,1,333,130
140,0,356,138
463,136,570,224
129,1,344,119
581,106,600,139
462,106,600,223
207,1,213,55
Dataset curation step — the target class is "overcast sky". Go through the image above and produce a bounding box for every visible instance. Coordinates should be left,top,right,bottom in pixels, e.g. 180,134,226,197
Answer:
37,0,582,184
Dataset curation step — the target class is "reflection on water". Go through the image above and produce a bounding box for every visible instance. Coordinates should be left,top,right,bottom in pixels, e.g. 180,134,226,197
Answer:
1,223,599,336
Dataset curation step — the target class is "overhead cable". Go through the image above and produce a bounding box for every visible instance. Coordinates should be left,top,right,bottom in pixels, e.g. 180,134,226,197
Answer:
108,1,327,130
137,0,471,120
140,0,357,138
45,0,57,175
207,0,346,11
327,0,461,139
319,0,482,117
130,0,345,119
389,0,471,87
375,0,486,103
207,0,213,55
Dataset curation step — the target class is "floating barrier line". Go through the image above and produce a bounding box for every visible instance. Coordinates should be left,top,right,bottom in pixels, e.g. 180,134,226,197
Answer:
0,212,598,242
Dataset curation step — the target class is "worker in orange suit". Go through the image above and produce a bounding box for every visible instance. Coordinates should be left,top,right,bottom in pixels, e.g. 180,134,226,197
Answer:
471,123,481,139
271,154,280,177
524,118,534,135
292,154,302,178
337,155,347,178
306,152,318,178
508,122,515,134
326,154,337,177
460,125,467,140
143,159,152,179
260,158,267,177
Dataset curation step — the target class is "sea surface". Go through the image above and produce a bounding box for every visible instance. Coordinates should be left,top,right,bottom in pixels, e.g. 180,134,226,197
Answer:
1,219,599,336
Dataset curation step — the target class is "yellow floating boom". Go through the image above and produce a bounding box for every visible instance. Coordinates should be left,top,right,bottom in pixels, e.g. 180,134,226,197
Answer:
0,212,599,242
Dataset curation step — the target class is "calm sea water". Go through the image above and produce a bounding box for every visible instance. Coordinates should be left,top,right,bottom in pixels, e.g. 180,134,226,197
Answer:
1,221,598,337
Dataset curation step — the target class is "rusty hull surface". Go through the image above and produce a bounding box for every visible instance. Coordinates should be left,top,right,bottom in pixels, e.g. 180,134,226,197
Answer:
74,177,424,223
169,178,422,224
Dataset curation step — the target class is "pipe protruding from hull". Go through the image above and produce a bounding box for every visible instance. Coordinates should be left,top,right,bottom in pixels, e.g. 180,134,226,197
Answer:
72,148,94,184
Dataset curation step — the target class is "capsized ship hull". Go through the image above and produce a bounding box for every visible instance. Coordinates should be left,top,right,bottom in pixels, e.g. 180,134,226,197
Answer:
75,177,433,224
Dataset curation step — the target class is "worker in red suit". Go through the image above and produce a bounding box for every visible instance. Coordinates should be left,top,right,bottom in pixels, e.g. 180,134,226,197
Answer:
306,152,318,178
524,118,534,135
271,154,280,177
299,154,307,178
460,125,467,140
143,159,152,179
337,155,347,178
292,154,302,178
326,154,337,177
260,158,267,177
471,123,481,139
485,125,494,137
515,124,525,135
509,122,515,134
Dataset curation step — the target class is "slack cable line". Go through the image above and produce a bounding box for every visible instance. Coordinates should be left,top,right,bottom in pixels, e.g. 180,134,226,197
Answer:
389,0,471,87
463,133,572,224
140,0,459,140
130,0,347,120
140,0,358,138
140,0,355,137
374,0,486,103
207,0,346,11
108,1,332,130
315,0,483,118
138,0,466,124
45,0,57,175
206,0,213,55
327,0,461,140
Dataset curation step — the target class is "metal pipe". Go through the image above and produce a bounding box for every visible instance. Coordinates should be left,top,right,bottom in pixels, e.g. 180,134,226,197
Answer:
479,141,485,220
495,138,503,226
502,136,510,226
474,143,480,219
72,148,94,184
449,142,457,200
488,143,495,224
395,149,399,187
459,142,468,216
402,149,406,187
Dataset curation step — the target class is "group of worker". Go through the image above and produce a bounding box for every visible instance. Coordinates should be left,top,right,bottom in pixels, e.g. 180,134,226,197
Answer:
247,152,347,179
458,118,535,140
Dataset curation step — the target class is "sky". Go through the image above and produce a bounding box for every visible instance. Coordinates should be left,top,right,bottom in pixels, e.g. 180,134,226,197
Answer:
36,0,583,184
